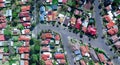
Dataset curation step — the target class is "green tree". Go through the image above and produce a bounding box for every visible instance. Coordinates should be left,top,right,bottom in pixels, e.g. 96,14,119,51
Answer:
4,29,12,37
17,24,24,30
31,54,39,62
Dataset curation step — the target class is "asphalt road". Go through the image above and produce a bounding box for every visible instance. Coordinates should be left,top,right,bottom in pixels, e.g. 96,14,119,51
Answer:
32,0,120,65
93,0,120,65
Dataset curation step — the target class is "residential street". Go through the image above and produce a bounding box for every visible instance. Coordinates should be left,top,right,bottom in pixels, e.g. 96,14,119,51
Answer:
32,0,120,65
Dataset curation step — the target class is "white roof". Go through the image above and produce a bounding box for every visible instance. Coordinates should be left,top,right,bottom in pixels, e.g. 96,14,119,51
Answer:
58,14,64,17
82,21,88,27
108,11,113,20
58,0,62,2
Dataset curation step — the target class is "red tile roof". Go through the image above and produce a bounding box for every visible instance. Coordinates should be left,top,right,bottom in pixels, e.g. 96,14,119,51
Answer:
75,18,82,29
59,59,66,64
114,41,120,49
103,15,112,22
45,60,53,65
19,11,29,17
24,29,30,34
54,54,65,59
41,47,49,51
0,34,5,41
41,54,50,61
24,54,29,59
0,15,6,23
0,23,6,29
108,28,118,35
0,3,5,7
106,22,115,29
80,45,89,56
87,26,97,35
18,35,30,41
24,60,29,65
0,0,4,2
52,11,57,21
62,0,67,3
70,17,76,26
21,6,30,12
22,22,31,27
41,33,53,39
55,34,60,40
19,47,30,54
82,27,87,32
97,53,105,62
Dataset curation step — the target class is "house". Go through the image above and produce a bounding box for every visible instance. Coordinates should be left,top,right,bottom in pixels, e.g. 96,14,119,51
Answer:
0,3,5,7
82,27,87,33
62,0,67,3
18,47,30,54
42,52,52,60
106,22,115,29
114,41,120,49
107,28,118,35
5,9,12,18
20,60,29,65
0,53,3,60
58,14,65,23
54,54,65,59
40,14,45,22
63,17,70,26
80,45,90,56
47,11,53,22
74,9,80,15
57,59,66,64
46,0,52,4
80,60,86,65
22,22,31,27
45,60,53,65
12,28,20,35
21,6,30,12
41,47,50,52
41,54,50,61
0,0,4,2
18,35,31,41
97,53,106,62
90,48,99,62
41,40,50,45
0,23,6,29
21,54,29,60
23,41,29,46
22,29,30,34
0,15,6,23
103,15,112,22
19,0,29,4
20,16,31,22
75,18,82,29
55,34,60,40
70,17,76,26
74,50,81,55
52,11,57,21
0,34,5,41
41,33,53,39
111,35,119,43
87,25,97,35
19,11,29,17
40,6,45,12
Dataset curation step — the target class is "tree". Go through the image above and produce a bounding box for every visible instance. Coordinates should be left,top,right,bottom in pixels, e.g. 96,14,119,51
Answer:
31,54,39,62
17,24,24,30
4,29,12,38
